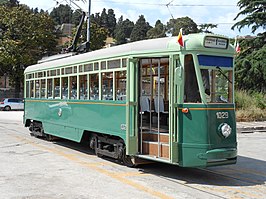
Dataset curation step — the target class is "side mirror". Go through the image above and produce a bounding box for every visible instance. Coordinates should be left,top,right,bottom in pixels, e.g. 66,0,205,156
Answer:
175,67,183,85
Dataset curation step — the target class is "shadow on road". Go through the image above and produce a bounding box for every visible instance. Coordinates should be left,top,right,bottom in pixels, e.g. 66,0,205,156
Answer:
52,138,266,187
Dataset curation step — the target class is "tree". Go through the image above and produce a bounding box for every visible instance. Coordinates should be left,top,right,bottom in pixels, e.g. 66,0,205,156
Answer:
71,20,108,51
50,4,73,25
234,34,266,92
91,12,101,26
89,23,108,50
166,16,199,36
100,8,108,29
199,23,217,33
114,16,134,45
147,20,166,39
130,15,152,42
0,0,18,7
0,4,58,96
232,0,266,92
232,0,266,33
72,9,83,26
107,9,116,37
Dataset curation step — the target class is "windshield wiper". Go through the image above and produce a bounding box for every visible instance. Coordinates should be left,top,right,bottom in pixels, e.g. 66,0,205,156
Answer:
216,66,232,84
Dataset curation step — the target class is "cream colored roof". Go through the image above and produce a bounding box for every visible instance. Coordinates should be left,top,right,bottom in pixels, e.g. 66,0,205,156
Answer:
25,37,175,73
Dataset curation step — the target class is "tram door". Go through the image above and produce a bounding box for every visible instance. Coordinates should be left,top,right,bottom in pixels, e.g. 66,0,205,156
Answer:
139,58,170,159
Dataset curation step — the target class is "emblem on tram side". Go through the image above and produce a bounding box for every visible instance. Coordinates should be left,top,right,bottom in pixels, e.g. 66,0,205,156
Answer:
120,124,126,131
58,108,62,117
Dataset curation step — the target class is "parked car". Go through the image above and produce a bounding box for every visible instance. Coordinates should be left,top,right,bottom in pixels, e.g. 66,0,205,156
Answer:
0,98,24,111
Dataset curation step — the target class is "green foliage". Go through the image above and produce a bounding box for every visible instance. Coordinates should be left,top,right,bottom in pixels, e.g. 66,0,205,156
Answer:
232,0,266,33
72,9,83,26
0,0,18,7
0,4,58,95
130,15,152,42
100,8,108,29
198,23,217,33
106,9,116,37
166,16,199,36
50,4,73,25
234,33,266,92
72,21,108,51
147,20,166,39
89,23,108,50
114,16,134,44
235,90,266,121
95,8,117,37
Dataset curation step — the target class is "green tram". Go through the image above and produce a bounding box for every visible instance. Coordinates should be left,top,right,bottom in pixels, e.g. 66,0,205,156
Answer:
24,33,237,167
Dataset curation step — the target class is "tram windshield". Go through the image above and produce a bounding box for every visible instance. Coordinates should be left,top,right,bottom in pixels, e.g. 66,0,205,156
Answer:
201,69,233,103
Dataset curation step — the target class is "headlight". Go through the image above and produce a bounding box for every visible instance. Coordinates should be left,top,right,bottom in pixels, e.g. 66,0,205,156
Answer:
219,123,232,138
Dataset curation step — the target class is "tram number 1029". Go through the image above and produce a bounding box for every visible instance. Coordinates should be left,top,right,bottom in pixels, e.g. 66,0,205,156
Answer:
216,112,229,119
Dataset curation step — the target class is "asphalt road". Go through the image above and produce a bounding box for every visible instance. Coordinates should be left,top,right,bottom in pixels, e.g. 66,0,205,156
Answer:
0,111,266,199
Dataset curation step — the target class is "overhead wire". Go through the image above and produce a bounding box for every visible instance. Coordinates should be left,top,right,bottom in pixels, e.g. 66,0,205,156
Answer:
91,0,236,7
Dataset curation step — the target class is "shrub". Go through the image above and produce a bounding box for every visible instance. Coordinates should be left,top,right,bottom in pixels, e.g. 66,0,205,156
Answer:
235,90,266,121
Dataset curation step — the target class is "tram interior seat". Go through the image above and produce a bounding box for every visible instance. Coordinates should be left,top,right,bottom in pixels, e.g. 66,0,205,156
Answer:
140,96,152,113
140,95,169,126
154,96,168,125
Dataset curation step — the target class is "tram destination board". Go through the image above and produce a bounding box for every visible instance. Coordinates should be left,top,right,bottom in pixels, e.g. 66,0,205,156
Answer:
204,36,228,49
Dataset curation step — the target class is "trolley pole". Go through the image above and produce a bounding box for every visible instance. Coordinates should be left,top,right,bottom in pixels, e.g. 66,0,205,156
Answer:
86,0,91,51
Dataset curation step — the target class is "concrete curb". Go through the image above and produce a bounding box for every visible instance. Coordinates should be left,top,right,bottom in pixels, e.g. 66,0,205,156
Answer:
237,121,266,133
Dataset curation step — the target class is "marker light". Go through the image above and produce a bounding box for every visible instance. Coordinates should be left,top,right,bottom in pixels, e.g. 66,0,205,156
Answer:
219,123,232,138
182,108,189,113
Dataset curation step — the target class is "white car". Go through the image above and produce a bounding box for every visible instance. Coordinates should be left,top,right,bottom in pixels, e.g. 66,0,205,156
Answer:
0,98,24,111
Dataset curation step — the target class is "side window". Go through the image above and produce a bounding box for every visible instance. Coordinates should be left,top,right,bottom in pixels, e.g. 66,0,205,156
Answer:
70,76,77,99
79,75,88,100
54,78,60,99
47,79,53,99
62,77,68,99
40,79,46,98
30,80,34,98
26,81,30,98
35,80,40,98
102,72,113,100
116,71,127,100
184,54,201,103
90,74,99,100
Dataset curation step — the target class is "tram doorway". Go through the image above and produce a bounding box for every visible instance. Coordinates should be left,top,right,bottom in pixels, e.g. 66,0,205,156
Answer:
139,58,170,159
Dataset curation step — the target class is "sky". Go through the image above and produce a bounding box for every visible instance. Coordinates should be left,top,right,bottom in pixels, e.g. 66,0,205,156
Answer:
18,0,260,38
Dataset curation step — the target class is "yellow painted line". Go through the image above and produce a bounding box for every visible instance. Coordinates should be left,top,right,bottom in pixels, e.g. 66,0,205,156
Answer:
179,107,235,111
11,134,173,199
91,166,173,199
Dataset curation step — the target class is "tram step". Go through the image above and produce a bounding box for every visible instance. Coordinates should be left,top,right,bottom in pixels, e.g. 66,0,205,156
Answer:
142,132,169,143
142,141,169,158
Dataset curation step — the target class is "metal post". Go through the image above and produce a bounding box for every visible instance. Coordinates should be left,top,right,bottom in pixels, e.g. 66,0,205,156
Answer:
86,0,91,51
157,59,161,157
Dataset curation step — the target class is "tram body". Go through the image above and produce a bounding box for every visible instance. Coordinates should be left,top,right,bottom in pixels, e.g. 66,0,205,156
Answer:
24,34,237,167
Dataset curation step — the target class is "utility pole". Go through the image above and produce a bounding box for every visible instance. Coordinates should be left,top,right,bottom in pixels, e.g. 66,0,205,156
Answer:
86,0,91,51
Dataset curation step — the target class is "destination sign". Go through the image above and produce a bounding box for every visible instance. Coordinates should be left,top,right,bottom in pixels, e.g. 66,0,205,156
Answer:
204,36,228,49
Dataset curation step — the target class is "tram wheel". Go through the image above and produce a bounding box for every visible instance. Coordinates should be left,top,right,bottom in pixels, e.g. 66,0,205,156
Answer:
122,154,135,167
119,142,135,167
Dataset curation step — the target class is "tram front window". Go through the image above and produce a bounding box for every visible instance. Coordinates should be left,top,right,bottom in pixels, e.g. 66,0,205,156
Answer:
201,69,233,103
184,55,201,103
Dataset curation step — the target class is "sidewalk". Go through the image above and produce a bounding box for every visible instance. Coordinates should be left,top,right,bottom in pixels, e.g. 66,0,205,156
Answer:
237,121,266,133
